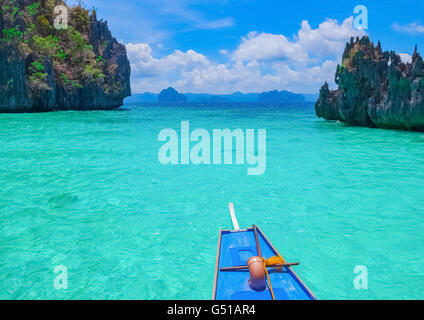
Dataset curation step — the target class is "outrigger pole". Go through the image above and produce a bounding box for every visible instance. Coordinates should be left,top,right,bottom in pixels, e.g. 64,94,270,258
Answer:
229,203,240,231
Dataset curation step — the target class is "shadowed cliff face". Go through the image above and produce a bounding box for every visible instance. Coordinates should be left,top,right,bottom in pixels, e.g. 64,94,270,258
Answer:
0,0,131,112
316,36,424,131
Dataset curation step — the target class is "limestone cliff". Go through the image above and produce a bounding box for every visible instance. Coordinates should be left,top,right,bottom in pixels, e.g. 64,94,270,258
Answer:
0,0,131,112
316,36,424,131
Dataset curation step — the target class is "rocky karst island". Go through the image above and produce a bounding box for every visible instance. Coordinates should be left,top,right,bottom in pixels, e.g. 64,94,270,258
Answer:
158,87,187,103
0,0,131,112
316,36,424,131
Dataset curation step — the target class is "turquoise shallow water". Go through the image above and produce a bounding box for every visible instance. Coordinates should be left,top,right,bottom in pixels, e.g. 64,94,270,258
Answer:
1,102,424,300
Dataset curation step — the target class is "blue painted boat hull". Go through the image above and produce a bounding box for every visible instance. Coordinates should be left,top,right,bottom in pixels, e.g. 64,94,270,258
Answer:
212,227,316,300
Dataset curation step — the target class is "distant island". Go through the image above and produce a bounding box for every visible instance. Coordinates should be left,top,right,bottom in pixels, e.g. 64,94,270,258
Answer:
0,0,131,112
257,90,305,102
126,89,317,104
316,36,424,131
158,87,187,103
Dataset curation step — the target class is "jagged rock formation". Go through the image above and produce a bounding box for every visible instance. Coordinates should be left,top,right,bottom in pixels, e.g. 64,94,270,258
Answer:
316,36,424,131
0,0,131,112
158,87,187,103
257,90,305,103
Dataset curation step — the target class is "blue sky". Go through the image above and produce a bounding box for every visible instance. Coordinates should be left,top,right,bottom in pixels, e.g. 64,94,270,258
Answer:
79,0,424,94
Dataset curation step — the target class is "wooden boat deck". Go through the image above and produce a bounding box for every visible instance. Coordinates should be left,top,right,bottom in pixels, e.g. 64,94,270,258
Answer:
213,227,316,300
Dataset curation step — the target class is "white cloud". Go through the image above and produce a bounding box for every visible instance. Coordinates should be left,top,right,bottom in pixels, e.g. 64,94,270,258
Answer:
163,50,210,69
233,32,309,63
393,22,424,34
126,43,161,77
399,53,412,64
174,59,339,94
126,43,210,78
232,17,365,64
175,60,264,93
196,17,235,30
126,16,366,94
296,17,366,58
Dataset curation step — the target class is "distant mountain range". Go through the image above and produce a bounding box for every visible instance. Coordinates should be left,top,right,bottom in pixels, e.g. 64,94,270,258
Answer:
125,88,318,104
257,90,304,102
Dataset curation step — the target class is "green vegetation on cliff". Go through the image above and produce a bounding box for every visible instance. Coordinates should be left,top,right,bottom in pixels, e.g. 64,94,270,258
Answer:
1,0,104,92
0,0,131,112
316,36,424,131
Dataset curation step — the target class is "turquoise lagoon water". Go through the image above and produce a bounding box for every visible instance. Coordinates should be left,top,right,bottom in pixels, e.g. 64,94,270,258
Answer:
1,102,424,300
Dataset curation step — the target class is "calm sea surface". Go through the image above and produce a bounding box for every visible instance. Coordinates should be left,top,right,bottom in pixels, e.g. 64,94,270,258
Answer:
1,102,424,299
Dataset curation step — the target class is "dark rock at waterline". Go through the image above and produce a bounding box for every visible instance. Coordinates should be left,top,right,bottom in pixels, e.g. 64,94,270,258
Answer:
158,87,187,103
0,1,131,112
315,36,424,131
315,83,342,121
